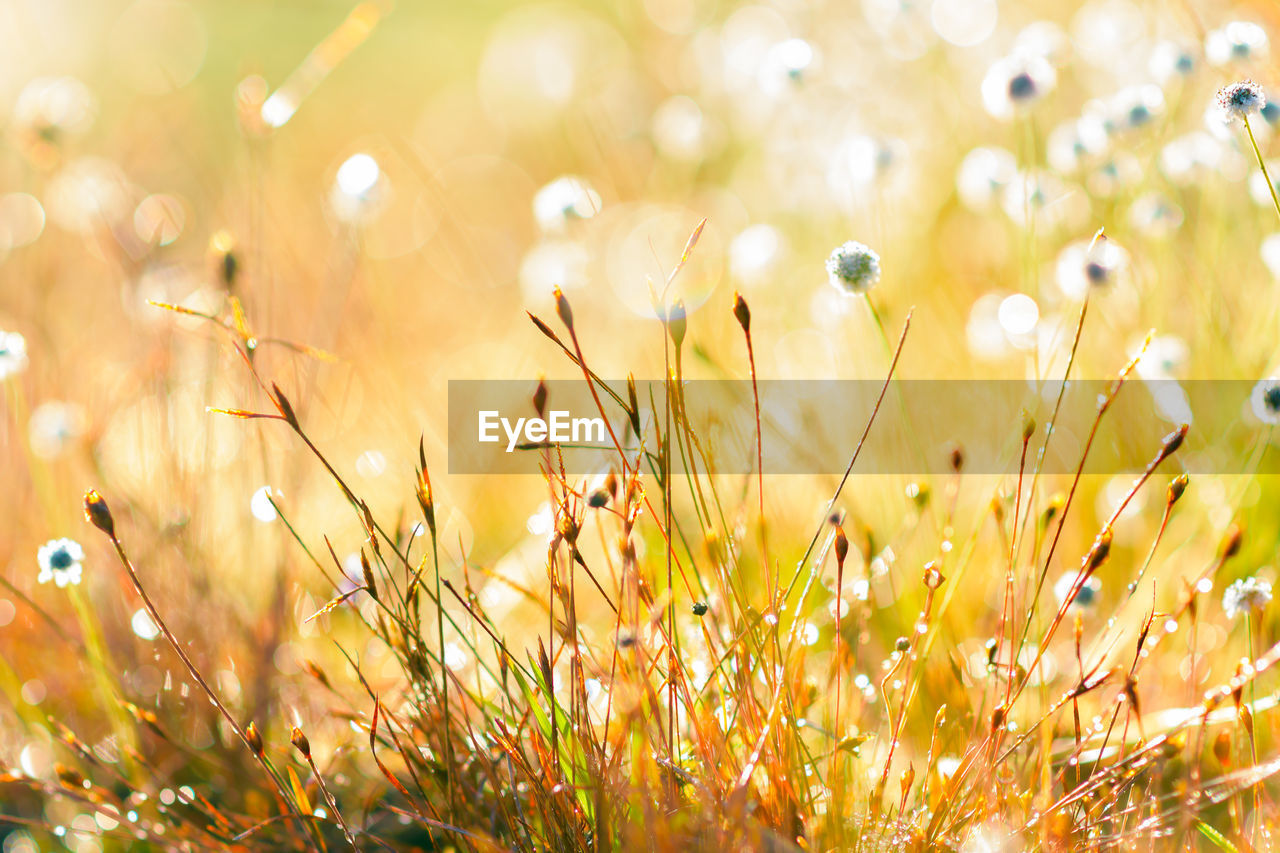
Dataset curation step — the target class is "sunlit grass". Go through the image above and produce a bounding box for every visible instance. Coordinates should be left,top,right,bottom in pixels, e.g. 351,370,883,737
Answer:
4,1,1280,851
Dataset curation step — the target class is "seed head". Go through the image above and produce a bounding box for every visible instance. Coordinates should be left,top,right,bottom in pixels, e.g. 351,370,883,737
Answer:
245,722,264,756
83,490,115,539
825,241,881,294
667,299,687,348
360,550,378,601
290,726,311,758
1220,524,1244,560
1021,410,1036,442
532,378,548,420
732,292,751,332
554,286,574,331
834,525,849,567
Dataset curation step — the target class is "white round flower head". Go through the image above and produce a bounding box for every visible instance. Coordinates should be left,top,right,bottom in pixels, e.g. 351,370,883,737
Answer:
1216,80,1266,123
37,538,84,588
330,153,385,223
28,400,86,459
1206,21,1269,66
1149,40,1197,83
1250,377,1280,425
1129,193,1184,238
13,77,96,139
956,146,1017,210
1047,115,1108,173
1222,576,1272,621
1054,570,1101,610
0,330,28,381
1160,132,1229,185
1056,236,1129,298
1134,334,1188,380
758,38,818,93
1109,85,1166,133
533,176,601,232
981,51,1056,120
825,241,881,294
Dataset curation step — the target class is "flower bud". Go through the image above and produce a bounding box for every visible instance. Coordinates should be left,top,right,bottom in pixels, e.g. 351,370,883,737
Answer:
667,299,687,348
246,722,264,756
290,726,311,759
733,292,751,332
554,286,574,331
83,490,115,539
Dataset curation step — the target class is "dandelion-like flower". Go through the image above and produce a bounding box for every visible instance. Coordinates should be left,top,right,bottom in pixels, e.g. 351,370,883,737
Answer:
0,330,28,381
1128,193,1184,237
981,51,1056,120
330,153,384,224
533,176,600,233
1222,576,1272,620
1055,236,1129,298
1216,80,1266,123
37,538,84,588
1109,85,1166,133
1250,377,1280,425
825,241,881,294
956,146,1017,210
1054,570,1101,610
1206,22,1269,66
29,400,85,459
1149,40,1197,83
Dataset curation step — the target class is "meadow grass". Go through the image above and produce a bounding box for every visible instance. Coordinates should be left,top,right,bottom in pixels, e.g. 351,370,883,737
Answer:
5,2,1280,851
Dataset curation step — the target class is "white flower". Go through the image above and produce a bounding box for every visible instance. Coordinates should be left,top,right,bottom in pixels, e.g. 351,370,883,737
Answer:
330,153,384,223
0,331,28,380
1250,377,1280,425
1149,40,1197,83
1047,115,1108,173
1108,85,1166,133
981,51,1056,120
1133,334,1188,380
1223,576,1272,621
1128,193,1184,237
1206,22,1269,66
825,241,881,294
1054,570,1101,610
13,77,96,140
956,146,1017,210
1216,80,1266,122
28,400,85,459
1055,237,1129,298
37,538,84,588
533,176,600,232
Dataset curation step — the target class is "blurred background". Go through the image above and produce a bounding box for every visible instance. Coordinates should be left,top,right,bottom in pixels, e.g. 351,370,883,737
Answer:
4,0,1280,845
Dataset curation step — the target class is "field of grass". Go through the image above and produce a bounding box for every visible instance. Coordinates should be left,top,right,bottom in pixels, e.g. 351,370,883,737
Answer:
4,0,1280,850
